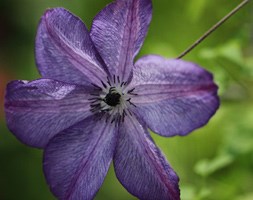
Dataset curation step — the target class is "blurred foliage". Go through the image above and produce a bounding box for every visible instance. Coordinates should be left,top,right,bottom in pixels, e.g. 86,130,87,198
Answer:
0,0,252,200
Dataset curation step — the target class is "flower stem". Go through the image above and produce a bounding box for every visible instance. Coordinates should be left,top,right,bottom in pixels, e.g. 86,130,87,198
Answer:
177,0,250,59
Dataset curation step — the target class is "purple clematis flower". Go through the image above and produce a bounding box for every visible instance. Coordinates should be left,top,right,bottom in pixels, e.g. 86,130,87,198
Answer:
4,0,219,199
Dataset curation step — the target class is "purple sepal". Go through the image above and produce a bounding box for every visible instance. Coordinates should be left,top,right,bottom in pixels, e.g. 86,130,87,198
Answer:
91,0,152,82
131,55,219,137
114,116,180,200
43,116,117,200
5,79,92,148
36,8,108,86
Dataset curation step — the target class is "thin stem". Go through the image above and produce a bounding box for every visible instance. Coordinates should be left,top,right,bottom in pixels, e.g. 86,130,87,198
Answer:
177,0,250,59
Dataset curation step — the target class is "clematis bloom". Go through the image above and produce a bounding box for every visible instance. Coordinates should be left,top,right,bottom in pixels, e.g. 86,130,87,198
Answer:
4,0,219,199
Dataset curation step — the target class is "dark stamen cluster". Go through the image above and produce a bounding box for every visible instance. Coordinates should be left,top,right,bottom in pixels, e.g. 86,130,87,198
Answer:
88,76,138,125
104,87,121,106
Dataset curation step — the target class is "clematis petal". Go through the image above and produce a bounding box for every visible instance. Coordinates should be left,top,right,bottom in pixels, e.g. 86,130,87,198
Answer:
130,55,219,137
90,0,152,82
43,116,117,200
114,116,180,200
4,79,93,148
36,8,108,86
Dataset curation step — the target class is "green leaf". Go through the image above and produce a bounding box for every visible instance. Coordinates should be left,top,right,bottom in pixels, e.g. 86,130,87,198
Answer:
194,154,234,177
187,0,208,22
235,193,253,200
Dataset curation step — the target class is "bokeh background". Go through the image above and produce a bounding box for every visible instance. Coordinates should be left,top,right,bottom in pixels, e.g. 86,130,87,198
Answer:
0,0,253,199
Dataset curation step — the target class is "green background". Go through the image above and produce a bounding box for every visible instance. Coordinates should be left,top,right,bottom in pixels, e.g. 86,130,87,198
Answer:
0,0,253,199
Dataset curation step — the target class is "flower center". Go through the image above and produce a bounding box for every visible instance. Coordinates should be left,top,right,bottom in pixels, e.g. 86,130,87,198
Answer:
104,88,121,107
89,76,137,124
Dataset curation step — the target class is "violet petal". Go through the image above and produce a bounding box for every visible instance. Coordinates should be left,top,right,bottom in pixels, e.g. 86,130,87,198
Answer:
114,116,180,200
90,0,152,82
131,55,219,137
4,79,92,148
43,116,117,200
36,8,107,86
